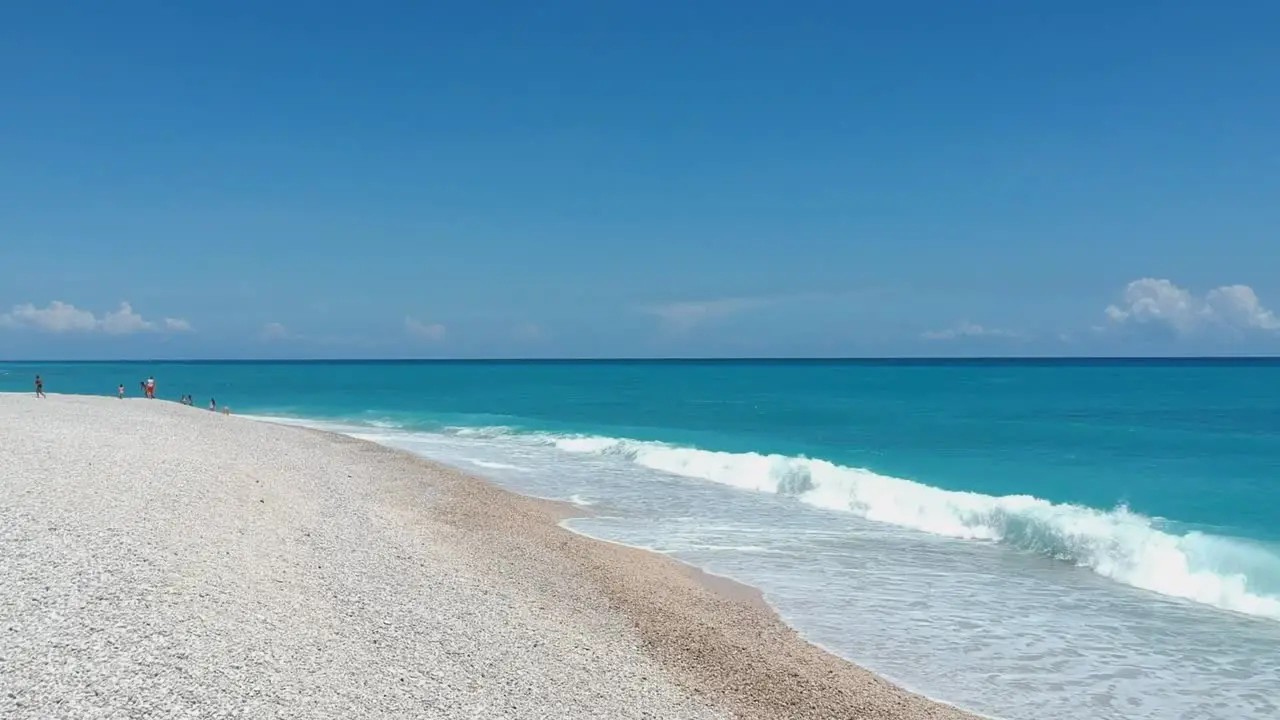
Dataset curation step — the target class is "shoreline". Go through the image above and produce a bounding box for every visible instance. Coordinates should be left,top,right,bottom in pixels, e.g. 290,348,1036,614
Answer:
2,393,981,719
510,493,774,613
551,518,984,717
290,427,982,719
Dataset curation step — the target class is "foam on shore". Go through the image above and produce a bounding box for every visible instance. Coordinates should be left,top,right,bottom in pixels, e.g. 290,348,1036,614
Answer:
0,393,980,719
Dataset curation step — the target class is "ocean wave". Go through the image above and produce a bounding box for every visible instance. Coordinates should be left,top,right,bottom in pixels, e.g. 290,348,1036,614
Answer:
534,433,1280,620
249,416,1280,621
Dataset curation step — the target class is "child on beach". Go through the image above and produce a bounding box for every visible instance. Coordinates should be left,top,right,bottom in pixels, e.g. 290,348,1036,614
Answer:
35,375,45,398
145,376,156,399
117,384,125,399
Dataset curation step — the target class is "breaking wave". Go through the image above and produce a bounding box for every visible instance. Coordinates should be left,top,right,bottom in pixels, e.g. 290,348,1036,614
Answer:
530,432,1280,620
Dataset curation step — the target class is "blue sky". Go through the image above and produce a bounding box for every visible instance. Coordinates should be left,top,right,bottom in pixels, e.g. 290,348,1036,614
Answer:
3,1,1279,359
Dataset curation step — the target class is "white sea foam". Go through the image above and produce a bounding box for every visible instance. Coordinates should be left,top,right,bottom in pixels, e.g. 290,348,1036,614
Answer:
534,432,1280,621
464,458,532,472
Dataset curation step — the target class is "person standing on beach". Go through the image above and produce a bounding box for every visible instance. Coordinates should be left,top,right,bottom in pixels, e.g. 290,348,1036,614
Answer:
145,376,156,399
209,398,216,412
117,384,125,399
34,375,45,398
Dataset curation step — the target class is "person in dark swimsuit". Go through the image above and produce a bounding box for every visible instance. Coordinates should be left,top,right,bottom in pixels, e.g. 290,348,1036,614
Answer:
35,375,45,398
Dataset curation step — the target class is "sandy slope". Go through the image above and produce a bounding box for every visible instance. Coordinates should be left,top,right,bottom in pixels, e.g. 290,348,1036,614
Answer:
0,393,978,719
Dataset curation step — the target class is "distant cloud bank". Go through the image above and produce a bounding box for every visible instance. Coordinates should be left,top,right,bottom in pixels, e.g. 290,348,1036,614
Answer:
258,322,294,341
404,316,446,341
921,321,1017,341
6,279,1277,354
0,301,191,335
639,296,775,333
920,278,1278,346
1102,278,1280,337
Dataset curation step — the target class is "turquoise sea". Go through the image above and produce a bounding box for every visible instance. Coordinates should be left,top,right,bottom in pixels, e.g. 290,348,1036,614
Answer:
4,359,1279,719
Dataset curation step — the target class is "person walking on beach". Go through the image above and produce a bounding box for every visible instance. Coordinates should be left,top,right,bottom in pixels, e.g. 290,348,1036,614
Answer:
117,384,125,399
34,375,45,398
209,398,217,412
145,376,156,399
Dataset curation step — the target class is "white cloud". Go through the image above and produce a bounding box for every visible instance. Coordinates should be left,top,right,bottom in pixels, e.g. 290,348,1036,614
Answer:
404,316,446,341
257,323,373,348
0,301,98,332
0,300,190,335
638,290,871,334
921,321,1016,341
1204,285,1280,331
259,322,293,341
639,296,777,332
101,302,154,335
1103,278,1280,337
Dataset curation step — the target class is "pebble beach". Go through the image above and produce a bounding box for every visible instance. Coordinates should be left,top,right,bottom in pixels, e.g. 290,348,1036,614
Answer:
0,393,978,719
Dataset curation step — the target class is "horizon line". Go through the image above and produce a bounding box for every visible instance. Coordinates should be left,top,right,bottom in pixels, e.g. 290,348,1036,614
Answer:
5,356,1280,364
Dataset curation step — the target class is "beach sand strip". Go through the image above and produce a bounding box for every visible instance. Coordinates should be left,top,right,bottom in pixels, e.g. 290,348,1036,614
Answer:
0,393,978,719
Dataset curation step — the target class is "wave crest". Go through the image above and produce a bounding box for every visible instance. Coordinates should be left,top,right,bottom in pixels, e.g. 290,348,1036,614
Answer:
541,433,1280,620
